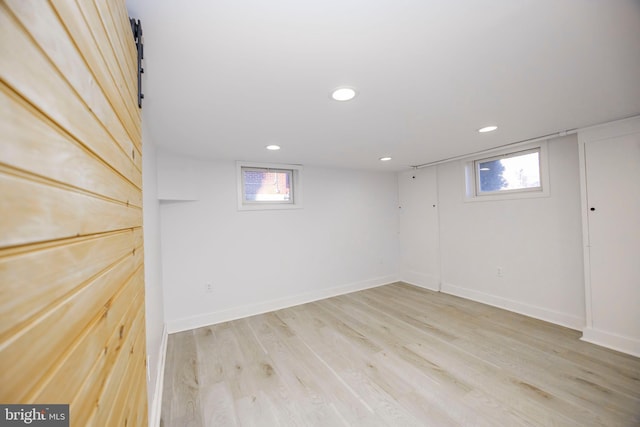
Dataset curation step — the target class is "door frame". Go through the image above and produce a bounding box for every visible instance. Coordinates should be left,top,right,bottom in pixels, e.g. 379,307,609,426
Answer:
577,115,640,355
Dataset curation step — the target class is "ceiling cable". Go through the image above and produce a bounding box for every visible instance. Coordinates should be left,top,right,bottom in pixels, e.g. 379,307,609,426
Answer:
410,128,577,170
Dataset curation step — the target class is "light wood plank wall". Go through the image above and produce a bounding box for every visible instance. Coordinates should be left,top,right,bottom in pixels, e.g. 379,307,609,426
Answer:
0,1,147,425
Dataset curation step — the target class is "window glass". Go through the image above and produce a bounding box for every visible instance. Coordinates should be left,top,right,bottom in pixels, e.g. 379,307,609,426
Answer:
476,149,541,194
242,168,292,203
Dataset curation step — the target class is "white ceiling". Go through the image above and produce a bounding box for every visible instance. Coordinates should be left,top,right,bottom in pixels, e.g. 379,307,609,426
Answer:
127,0,640,171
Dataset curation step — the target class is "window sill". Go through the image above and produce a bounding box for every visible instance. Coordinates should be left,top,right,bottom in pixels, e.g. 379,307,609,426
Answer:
463,189,549,203
238,203,303,211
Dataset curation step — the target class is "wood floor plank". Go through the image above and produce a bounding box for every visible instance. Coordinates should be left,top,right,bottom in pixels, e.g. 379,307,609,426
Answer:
340,293,591,425
161,283,640,426
162,330,202,427
200,382,238,427
274,306,387,427
234,391,281,427
319,296,527,426
370,286,640,400
229,319,309,426
247,313,348,425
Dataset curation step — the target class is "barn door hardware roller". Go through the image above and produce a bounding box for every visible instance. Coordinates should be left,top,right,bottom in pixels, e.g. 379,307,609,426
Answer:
129,18,144,108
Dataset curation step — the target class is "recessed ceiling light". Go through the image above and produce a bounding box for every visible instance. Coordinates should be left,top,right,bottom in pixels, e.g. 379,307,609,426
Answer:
478,125,498,133
331,87,357,101
379,157,392,162
265,145,281,150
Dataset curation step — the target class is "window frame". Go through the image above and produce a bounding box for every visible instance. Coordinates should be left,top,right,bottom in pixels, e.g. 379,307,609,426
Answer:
464,141,550,202
236,161,303,211
241,166,294,205
474,147,542,196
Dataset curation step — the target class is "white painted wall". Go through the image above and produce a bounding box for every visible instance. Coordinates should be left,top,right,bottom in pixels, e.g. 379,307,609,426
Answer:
141,122,166,421
158,152,399,332
399,135,585,329
398,166,440,290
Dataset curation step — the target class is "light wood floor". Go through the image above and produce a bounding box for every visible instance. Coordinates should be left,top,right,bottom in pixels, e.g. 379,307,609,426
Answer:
161,283,640,426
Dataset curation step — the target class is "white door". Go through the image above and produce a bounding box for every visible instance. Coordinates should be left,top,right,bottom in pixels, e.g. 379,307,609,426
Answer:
585,133,640,341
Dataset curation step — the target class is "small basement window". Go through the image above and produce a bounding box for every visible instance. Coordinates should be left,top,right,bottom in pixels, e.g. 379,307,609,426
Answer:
464,142,549,201
237,162,303,210
476,148,540,194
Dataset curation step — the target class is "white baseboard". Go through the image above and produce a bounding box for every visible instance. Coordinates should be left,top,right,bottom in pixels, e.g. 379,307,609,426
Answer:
581,327,640,358
167,275,399,333
441,282,584,331
149,324,168,427
400,270,440,291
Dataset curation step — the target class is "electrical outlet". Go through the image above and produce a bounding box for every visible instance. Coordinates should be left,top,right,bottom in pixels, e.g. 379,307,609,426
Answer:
205,283,213,293
497,267,504,277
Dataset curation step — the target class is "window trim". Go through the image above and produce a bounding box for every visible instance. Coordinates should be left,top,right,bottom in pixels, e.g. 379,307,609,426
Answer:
236,161,303,210
463,141,550,202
